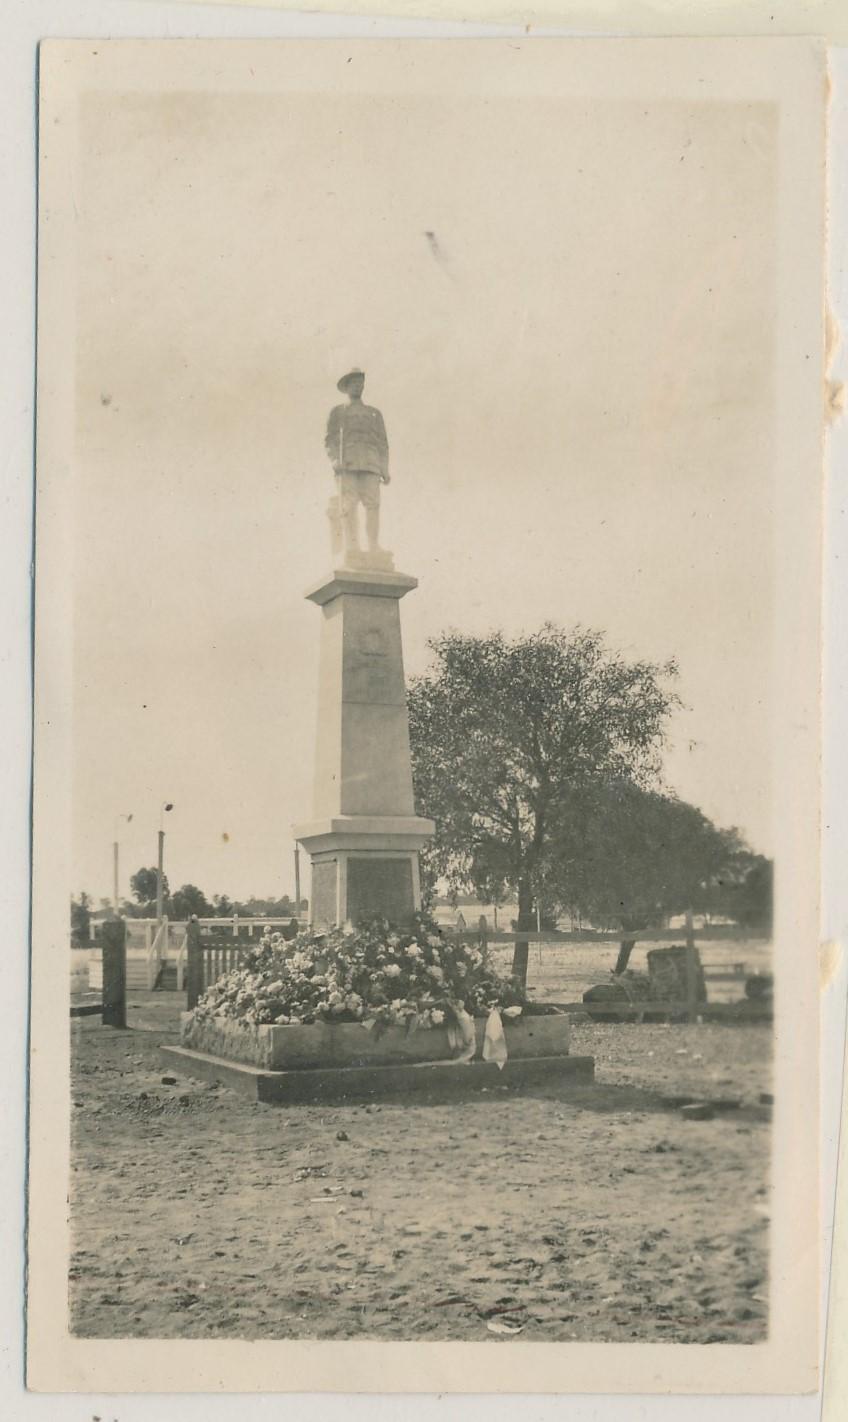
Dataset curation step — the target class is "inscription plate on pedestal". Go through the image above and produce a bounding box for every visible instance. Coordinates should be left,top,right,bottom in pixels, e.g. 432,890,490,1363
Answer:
346,857,414,925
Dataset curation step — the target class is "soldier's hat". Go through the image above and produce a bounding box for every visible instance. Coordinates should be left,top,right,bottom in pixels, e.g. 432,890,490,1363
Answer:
337,368,365,393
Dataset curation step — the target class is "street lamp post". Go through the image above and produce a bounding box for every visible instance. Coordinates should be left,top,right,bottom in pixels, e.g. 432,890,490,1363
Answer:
113,812,133,915
156,802,174,923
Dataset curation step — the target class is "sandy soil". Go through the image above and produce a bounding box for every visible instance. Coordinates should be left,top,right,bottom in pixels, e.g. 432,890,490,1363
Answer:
69,993,771,1343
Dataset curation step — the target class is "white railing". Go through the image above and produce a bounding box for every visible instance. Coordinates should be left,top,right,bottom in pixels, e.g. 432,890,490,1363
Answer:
88,949,103,992
70,954,91,994
90,914,305,943
147,916,169,988
193,915,303,937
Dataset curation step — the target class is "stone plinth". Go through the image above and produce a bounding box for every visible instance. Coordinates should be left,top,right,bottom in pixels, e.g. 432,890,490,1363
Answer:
178,1010,571,1070
294,566,434,927
161,1042,595,1105
163,1011,592,1103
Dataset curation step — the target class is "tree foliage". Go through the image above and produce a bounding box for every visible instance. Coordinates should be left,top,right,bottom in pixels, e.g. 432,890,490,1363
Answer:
169,883,213,920
70,891,92,943
129,866,168,907
548,779,741,932
702,850,773,933
408,625,680,927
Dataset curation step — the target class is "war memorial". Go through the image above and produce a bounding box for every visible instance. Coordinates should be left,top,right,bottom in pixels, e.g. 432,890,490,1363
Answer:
163,371,593,1101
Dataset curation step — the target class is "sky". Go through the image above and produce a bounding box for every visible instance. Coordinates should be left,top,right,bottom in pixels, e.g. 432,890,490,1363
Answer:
68,75,778,904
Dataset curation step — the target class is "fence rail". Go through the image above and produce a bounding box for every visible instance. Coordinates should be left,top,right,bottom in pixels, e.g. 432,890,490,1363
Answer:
90,914,305,942
454,915,766,1023
461,925,756,945
184,924,250,1008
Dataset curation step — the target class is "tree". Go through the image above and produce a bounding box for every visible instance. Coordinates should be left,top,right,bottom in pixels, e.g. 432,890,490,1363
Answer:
130,866,168,908
70,892,92,944
119,897,146,919
408,625,680,980
169,883,213,920
551,779,741,970
703,851,772,934
733,857,773,933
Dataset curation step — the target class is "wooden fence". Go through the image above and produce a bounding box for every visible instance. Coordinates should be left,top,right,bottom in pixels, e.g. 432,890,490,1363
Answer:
456,914,761,1023
184,924,250,1009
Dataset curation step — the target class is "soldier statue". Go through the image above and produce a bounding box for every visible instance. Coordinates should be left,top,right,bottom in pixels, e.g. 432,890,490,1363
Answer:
325,369,392,566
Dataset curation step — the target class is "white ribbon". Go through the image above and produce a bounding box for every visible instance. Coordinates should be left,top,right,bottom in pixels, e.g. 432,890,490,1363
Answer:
446,1006,476,1064
482,1007,509,1071
362,1004,514,1072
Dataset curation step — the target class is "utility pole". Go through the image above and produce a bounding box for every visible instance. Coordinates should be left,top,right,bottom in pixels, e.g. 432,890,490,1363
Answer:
294,845,301,918
156,802,174,923
113,812,133,915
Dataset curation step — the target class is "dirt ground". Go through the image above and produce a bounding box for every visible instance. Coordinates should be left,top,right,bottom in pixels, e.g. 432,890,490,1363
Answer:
69,992,772,1344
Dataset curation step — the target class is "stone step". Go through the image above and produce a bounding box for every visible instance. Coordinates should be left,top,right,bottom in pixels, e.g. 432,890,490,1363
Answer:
160,1043,595,1105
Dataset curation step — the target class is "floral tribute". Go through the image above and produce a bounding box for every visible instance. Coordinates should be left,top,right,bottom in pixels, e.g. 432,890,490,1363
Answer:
191,914,526,1030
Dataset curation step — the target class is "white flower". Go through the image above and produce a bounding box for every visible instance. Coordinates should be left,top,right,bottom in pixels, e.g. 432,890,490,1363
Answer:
430,1009,445,1025
405,944,421,958
384,964,402,978
428,965,444,982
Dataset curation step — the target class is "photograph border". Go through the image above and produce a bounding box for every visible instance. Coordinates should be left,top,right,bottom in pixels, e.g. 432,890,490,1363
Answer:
25,30,827,1399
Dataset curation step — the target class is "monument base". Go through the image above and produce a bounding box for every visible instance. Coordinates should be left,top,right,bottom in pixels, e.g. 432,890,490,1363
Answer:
340,548,395,573
178,1009,571,1068
294,815,435,928
160,1043,595,1105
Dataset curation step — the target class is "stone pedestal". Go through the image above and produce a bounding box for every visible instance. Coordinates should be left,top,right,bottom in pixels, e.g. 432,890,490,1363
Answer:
294,567,434,928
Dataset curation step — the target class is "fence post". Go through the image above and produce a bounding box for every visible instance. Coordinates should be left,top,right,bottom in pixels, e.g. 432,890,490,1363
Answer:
186,919,203,1010
232,912,239,939
511,933,530,987
101,918,127,1028
685,907,698,1023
